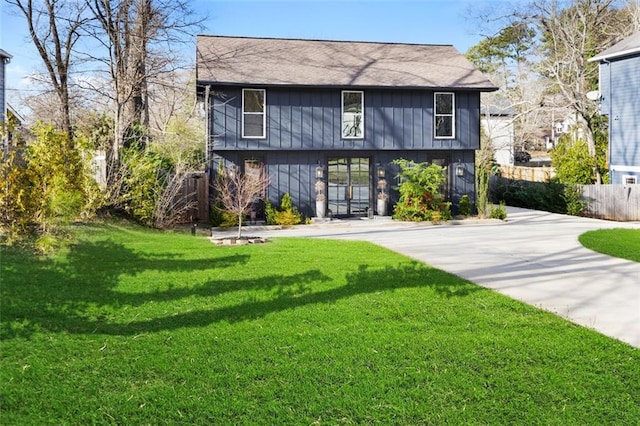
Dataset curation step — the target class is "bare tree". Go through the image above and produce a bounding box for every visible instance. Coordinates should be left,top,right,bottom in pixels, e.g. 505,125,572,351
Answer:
7,0,92,142
214,165,269,239
153,167,199,229
468,0,638,183
625,0,640,29
145,69,205,167
532,0,634,183
85,0,204,165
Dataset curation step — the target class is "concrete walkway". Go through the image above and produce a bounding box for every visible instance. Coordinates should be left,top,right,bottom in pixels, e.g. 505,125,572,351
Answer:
231,207,640,348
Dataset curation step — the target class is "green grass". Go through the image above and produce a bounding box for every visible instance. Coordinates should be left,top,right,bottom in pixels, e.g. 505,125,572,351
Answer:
579,228,640,262
2,223,639,424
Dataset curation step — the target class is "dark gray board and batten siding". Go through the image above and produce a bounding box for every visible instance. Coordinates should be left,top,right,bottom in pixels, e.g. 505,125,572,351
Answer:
210,87,481,151
208,86,479,217
211,149,477,218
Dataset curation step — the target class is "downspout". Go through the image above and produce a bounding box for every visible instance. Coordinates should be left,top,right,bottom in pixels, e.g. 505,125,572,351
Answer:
204,84,211,166
204,84,212,223
602,58,612,181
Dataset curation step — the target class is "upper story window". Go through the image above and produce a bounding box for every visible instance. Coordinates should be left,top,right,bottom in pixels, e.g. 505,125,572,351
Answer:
342,90,364,139
434,92,455,139
242,89,266,138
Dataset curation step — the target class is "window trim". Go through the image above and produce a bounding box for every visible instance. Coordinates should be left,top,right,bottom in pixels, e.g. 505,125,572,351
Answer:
341,90,364,139
242,88,266,139
434,92,455,139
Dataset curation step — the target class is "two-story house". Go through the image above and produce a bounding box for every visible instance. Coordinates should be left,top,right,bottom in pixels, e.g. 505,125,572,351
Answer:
196,35,497,219
590,31,640,185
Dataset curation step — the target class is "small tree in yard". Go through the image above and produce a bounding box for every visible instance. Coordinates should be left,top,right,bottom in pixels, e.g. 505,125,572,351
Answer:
476,129,495,218
215,165,269,238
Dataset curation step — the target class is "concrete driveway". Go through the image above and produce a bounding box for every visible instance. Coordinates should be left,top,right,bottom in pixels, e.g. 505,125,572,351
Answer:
249,207,640,348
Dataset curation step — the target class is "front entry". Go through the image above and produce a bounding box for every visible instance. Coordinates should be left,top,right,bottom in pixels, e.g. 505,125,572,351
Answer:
327,157,371,217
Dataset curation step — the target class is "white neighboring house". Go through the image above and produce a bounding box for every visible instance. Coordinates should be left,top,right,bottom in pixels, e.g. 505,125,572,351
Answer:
481,103,516,165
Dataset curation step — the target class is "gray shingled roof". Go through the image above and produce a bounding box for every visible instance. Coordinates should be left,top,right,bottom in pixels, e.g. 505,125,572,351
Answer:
590,31,640,62
196,35,497,91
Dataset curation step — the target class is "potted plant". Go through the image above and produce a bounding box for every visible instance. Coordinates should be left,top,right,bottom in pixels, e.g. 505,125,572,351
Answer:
377,179,388,216
315,180,326,218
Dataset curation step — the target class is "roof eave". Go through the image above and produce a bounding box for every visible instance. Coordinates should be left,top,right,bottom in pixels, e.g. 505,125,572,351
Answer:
590,47,640,62
0,49,12,62
196,80,498,92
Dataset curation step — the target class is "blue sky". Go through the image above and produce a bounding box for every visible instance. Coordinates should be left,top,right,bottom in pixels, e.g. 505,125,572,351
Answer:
1,0,508,107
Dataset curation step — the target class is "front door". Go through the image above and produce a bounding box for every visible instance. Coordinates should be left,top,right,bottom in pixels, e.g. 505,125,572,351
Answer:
327,157,371,217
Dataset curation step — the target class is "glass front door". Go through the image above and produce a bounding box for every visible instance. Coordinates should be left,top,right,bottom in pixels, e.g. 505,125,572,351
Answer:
327,157,370,217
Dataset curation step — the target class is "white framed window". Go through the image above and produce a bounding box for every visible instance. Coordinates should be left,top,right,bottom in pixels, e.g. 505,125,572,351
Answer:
623,175,637,184
242,89,266,138
342,90,364,139
434,92,455,139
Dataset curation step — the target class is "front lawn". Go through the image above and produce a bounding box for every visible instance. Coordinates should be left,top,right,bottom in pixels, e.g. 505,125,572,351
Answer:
2,223,639,424
579,228,640,262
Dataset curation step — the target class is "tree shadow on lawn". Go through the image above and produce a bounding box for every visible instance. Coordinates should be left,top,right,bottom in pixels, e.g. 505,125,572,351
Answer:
93,263,480,335
1,237,481,338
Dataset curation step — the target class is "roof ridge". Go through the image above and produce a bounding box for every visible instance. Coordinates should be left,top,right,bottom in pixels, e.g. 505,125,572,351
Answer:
196,34,454,48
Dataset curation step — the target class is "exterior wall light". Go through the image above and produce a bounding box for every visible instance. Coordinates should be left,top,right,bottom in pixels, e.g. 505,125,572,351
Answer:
377,162,385,179
228,164,237,179
315,162,326,219
456,162,464,177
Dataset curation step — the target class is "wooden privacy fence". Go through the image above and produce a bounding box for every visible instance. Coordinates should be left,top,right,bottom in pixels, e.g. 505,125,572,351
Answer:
498,165,556,183
580,184,640,222
176,172,209,223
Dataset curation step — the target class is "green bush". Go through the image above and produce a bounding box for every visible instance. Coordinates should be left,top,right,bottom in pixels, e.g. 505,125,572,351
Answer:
0,123,92,245
0,149,40,239
392,159,452,222
563,184,588,216
489,202,507,220
492,177,590,217
210,203,244,228
551,136,597,185
117,143,183,227
267,193,303,225
458,194,472,216
274,209,303,225
265,200,277,225
549,118,609,185
493,177,567,214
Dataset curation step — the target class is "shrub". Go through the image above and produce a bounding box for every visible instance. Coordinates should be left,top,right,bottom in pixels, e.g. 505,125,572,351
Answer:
551,136,597,185
0,149,40,239
268,193,303,225
550,118,609,185
118,145,169,226
274,209,303,226
210,203,242,228
563,184,588,216
117,144,199,228
492,176,591,217
458,194,472,216
392,159,452,222
492,177,567,214
489,202,507,220
265,200,277,225
0,123,93,245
